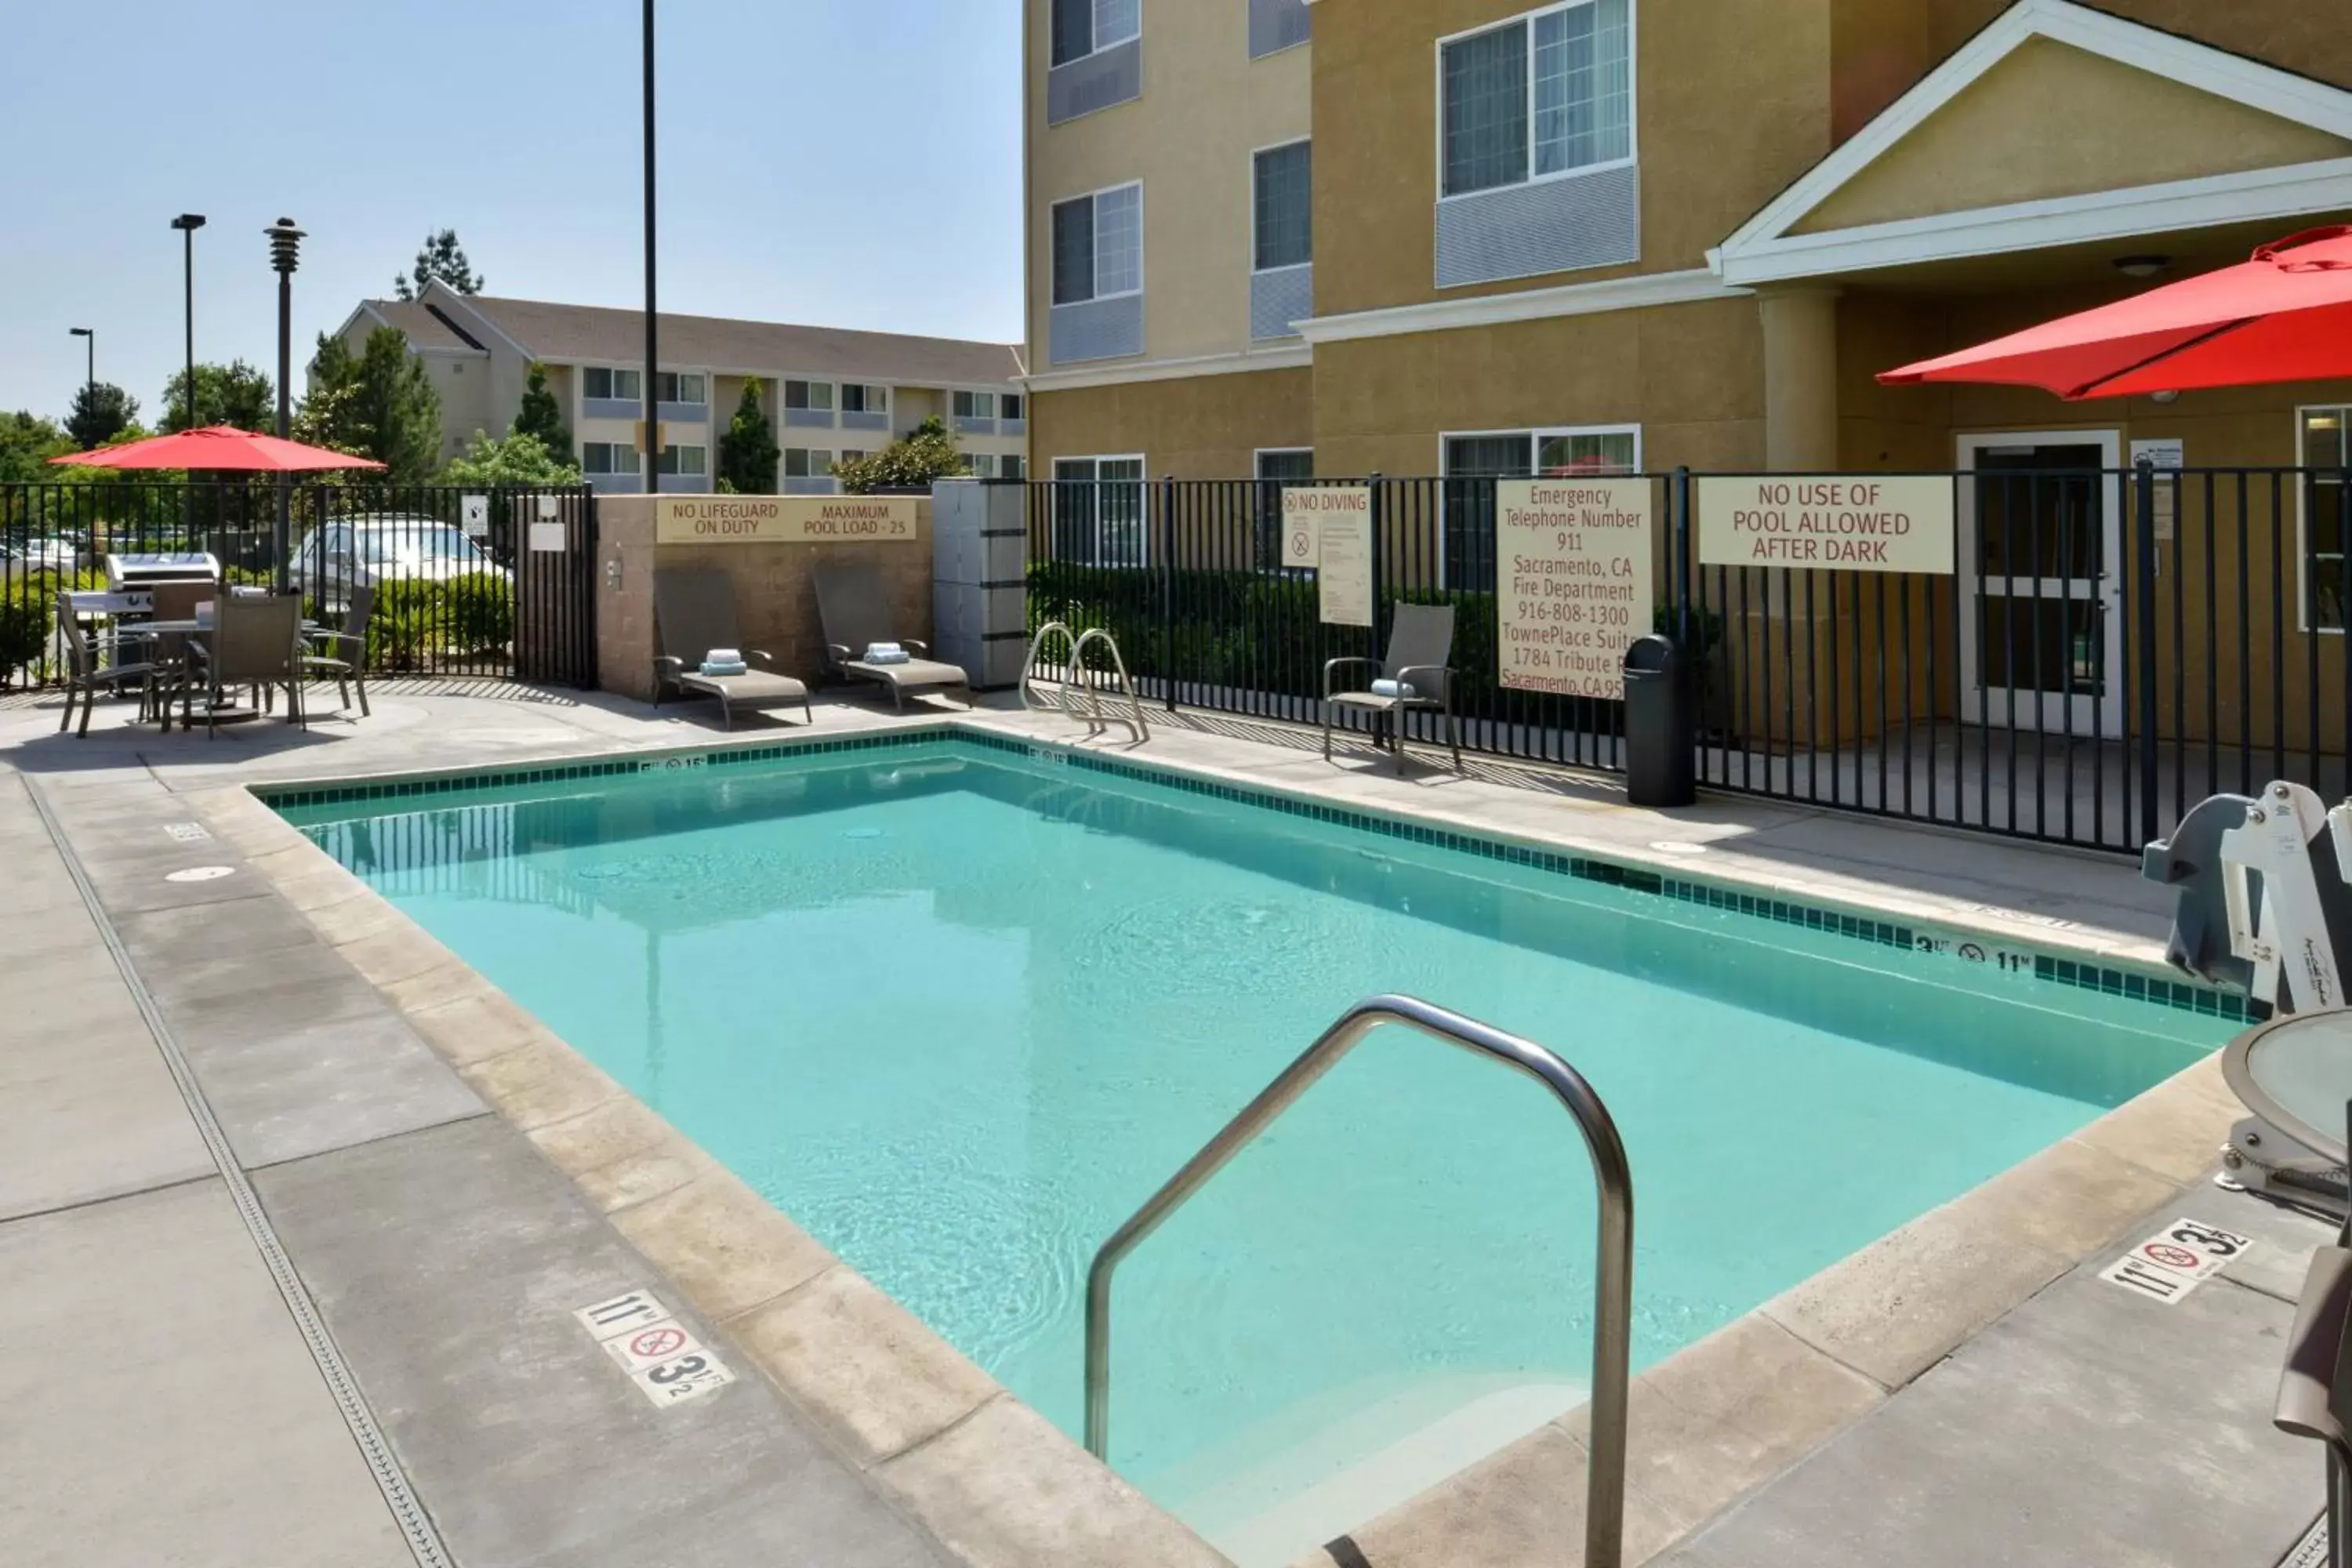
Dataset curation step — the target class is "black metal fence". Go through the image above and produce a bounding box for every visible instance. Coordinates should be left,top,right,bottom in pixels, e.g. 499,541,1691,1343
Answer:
1028,466,2352,855
1,480,598,690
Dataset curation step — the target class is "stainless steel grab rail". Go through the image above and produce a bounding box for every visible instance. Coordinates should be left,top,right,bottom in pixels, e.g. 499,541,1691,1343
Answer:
1069,628,1149,741
1083,994,1634,1568
1022,620,1149,742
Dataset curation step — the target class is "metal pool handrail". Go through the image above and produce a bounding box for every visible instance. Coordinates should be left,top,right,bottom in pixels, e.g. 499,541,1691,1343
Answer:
1022,619,1149,742
1082,993,1635,1568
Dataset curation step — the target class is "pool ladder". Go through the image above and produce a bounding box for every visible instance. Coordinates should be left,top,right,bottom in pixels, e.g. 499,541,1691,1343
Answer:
1023,621,1150,742
1082,995,1635,1568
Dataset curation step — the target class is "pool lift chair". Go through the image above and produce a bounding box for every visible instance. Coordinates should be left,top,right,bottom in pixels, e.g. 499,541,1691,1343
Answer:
2144,779,2352,1217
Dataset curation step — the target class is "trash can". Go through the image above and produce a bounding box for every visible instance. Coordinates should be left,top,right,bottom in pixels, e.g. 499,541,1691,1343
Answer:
1623,634,1696,808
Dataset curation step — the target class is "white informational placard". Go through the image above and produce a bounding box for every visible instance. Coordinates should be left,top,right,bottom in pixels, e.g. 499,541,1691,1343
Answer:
1280,485,1365,572
2132,439,2184,540
1317,488,1374,627
460,494,490,539
536,493,562,522
528,521,567,553
1697,475,1956,573
1497,478,1654,701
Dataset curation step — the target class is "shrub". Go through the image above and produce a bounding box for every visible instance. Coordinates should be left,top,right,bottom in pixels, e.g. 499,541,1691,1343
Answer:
445,572,514,652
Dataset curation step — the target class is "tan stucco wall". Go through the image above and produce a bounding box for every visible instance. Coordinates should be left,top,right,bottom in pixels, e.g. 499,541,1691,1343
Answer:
1030,368,1314,479
1024,0,1311,368
1925,2,2352,96
593,495,935,703
1310,0,1831,317
1795,39,2351,235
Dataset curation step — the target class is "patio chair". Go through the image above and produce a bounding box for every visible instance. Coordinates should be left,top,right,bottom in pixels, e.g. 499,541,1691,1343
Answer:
1323,603,1462,774
813,561,970,712
179,593,306,739
53,593,167,738
652,570,811,731
302,584,372,719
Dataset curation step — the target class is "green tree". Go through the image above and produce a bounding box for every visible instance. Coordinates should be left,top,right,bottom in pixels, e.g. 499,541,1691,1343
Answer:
717,382,779,495
300,329,442,481
513,362,572,461
832,416,965,495
393,229,484,300
64,383,137,449
441,428,581,488
0,412,74,482
158,360,275,433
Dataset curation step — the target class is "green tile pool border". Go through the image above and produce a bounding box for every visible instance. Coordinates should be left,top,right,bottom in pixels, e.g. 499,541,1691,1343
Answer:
256,729,2256,1028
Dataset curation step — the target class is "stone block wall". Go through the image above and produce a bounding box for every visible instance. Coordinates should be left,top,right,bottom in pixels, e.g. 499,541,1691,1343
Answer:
595,494,935,703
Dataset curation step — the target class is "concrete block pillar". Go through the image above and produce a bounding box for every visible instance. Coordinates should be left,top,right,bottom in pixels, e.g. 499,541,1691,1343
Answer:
1760,286,1842,473
932,480,1029,691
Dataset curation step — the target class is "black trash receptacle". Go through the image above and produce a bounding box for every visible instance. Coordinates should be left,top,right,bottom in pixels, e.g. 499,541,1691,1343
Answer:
1623,634,1696,808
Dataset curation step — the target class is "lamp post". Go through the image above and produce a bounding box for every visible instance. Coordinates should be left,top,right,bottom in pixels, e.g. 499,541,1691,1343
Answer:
68,327,93,401
642,0,659,495
265,219,304,593
170,215,206,430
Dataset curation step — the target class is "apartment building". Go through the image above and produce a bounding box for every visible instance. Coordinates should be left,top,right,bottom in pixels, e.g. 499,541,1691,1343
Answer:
332,281,1029,493
1023,0,2352,488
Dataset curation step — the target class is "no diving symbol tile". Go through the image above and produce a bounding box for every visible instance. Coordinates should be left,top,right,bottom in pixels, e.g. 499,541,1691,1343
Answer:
2098,1218,2254,1306
574,1289,737,1409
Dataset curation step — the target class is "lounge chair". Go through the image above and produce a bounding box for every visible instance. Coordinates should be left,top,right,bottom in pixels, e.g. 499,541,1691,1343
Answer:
302,584,372,719
813,561,970,712
1323,603,1462,774
652,570,811,731
54,593,168,738
179,594,307,739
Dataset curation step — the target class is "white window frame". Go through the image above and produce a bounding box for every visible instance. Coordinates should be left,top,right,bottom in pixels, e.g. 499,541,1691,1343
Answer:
1051,0,1142,69
1438,423,1642,588
582,365,644,403
953,390,1000,420
967,453,996,479
2299,403,2352,635
1051,181,1146,306
784,379,836,412
1434,0,1639,205
1054,453,1149,568
840,383,888,416
580,441,641,477
657,443,708,477
653,371,708,406
1002,394,1025,422
1250,136,1314,276
783,448,835,479
1002,454,1026,481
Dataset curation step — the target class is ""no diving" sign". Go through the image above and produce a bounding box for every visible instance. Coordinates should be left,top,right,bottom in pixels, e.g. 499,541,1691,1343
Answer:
574,1289,737,1407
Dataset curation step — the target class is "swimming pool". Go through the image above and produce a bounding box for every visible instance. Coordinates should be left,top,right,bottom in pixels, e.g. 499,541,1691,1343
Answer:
278,736,2234,1564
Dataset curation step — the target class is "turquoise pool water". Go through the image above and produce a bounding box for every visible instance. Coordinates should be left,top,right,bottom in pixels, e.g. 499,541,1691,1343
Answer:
281,739,2230,1563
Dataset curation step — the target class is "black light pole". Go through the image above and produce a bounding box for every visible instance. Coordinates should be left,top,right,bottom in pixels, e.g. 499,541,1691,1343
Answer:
68,327,93,404
265,219,304,593
170,215,206,429
643,0,659,495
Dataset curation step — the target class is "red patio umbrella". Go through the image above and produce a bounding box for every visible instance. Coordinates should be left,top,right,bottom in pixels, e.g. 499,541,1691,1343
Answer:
48,424,384,471
1879,225,2352,400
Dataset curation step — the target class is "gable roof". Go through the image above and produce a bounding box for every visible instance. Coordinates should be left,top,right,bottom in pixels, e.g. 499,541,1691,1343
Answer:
419,285,1024,387
1711,0,2352,287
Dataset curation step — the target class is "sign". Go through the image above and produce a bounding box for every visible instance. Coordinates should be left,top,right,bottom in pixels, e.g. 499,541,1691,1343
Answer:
1497,477,1653,701
460,495,489,539
528,521,568,554
2132,439,2184,541
1697,476,1955,573
1316,486,1374,627
655,495,920,546
2097,1218,2252,1306
536,494,561,522
574,1290,737,1409
1281,485,1364,571
634,420,667,456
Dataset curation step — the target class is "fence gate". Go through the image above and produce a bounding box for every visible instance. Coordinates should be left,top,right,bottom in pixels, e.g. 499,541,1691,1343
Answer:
1,480,597,691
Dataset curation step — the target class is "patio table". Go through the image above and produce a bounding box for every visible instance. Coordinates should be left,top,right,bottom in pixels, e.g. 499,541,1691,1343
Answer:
2223,1008,2352,1169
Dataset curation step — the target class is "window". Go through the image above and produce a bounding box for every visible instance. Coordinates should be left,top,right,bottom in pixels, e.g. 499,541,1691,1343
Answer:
1254,448,1315,568
1051,0,1140,67
839,448,867,463
953,390,999,420
1052,183,1143,305
655,372,706,405
841,383,888,415
784,448,834,479
657,444,707,477
967,454,996,479
784,380,835,412
1002,454,1025,481
2303,406,2352,632
1052,456,1147,567
581,441,641,476
1254,141,1312,271
1441,0,1632,198
1002,394,1025,423
583,367,643,402
1441,425,1639,588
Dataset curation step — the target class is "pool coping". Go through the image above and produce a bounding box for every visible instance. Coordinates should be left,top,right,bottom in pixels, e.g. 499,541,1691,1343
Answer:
205,717,2252,1568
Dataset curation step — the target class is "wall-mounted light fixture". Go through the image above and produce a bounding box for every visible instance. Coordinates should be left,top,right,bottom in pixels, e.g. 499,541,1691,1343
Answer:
2113,255,2171,279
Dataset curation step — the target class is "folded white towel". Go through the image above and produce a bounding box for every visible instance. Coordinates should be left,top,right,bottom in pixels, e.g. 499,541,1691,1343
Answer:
1370,678,1420,699
705,648,742,666
862,642,911,666
700,660,749,677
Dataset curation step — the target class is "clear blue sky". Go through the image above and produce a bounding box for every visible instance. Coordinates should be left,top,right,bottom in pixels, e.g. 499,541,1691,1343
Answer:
0,0,1022,427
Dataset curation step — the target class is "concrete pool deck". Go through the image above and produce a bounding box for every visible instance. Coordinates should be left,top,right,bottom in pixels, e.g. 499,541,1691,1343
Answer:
0,678,2331,1566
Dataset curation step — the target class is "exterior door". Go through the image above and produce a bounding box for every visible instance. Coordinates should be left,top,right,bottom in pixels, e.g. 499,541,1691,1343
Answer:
1957,431,2124,735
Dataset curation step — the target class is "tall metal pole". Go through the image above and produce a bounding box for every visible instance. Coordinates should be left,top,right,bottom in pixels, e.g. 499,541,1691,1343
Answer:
642,0,659,495
267,220,304,595
172,215,206,429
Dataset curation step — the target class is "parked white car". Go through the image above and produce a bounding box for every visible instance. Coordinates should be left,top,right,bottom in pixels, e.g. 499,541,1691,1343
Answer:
2,534,82,573
292,518,510,604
